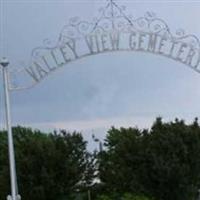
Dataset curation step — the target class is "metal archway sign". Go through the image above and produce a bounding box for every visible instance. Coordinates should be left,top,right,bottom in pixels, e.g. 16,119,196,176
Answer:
9,0,200,91
1,1,200,200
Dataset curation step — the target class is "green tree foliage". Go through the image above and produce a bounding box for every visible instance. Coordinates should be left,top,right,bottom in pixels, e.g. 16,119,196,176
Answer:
121,193,153,200
1,118,200,200
0,130,10,198
0,127,93,200
96,193,153,200
98,118,200,200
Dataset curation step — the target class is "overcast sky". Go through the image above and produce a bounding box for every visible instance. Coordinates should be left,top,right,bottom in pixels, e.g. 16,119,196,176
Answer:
1,0,200,149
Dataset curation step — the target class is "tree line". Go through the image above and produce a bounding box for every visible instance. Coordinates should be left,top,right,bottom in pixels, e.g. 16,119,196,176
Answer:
1,118,200,200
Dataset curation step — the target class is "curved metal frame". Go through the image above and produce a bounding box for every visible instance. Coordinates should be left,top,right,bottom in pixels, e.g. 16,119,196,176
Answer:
8,0,200,91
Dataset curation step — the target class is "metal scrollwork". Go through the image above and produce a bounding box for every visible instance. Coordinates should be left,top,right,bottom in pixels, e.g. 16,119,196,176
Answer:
10,0,200,90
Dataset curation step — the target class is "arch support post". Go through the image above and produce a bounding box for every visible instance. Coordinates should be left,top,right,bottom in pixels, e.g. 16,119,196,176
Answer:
0,58,20,200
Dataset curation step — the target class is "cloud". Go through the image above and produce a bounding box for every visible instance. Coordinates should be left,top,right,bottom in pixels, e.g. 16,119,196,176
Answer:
21,115,155,132
1,0,200,136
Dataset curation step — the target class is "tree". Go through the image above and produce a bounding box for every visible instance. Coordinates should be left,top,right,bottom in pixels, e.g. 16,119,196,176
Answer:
145,118,200,200
0,130,10,199
98,118,200,200
0,126,92,200
98,126,144,194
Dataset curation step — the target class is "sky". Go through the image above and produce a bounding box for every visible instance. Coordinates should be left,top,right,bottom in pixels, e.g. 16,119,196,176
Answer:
1,0,200,150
